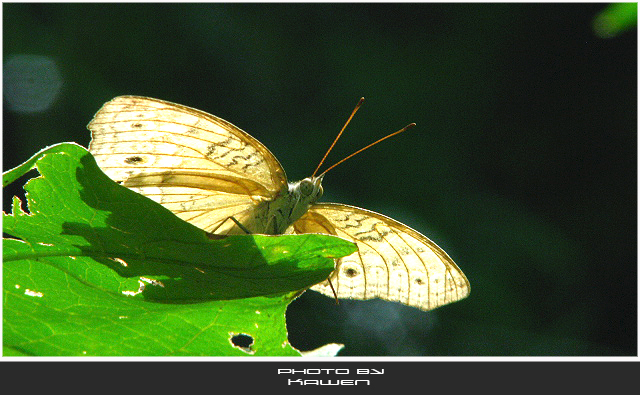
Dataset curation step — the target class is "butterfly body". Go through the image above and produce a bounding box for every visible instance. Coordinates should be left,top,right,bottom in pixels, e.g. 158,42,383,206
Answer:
225,175,325,235
88,96,469,311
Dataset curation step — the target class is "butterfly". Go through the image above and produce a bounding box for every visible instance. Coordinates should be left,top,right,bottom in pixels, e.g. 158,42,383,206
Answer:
87,96,470,311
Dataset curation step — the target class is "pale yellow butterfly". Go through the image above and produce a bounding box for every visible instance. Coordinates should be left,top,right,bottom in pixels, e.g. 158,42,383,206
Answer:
87,96,470,311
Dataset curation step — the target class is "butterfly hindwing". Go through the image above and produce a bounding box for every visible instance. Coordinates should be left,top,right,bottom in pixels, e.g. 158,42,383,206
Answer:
293,203,470,311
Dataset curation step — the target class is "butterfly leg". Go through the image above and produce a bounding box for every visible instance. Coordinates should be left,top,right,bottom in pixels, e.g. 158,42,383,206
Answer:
230,216,252,234
207,216,252,237
327,278,340,305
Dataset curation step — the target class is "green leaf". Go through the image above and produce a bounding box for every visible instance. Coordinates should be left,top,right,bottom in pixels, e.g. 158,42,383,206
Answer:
2,143,75,187
3,143,357,356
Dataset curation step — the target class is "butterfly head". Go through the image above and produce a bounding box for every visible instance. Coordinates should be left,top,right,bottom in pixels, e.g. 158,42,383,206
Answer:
294,174,324,203
288,174,324,210
284,175,324,227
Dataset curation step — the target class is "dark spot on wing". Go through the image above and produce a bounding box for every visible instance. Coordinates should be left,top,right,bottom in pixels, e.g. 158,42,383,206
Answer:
124,156,145,165
344,267,359,278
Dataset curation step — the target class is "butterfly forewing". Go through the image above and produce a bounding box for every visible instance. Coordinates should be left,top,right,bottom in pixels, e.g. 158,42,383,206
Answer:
88,96,288,233
293,203,470,311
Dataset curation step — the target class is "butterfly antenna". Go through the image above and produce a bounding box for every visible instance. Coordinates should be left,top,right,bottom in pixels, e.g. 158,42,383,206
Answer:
312,97,365,177
318,123,416,177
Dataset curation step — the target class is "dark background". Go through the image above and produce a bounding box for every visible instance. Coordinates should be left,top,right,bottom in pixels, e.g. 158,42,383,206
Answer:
3,3,636,356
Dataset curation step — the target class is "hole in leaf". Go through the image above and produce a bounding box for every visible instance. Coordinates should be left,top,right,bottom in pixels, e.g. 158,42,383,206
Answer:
230,333,255,354
3,169,38,215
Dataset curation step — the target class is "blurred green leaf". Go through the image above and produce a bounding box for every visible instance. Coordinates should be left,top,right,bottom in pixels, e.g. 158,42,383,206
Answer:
3,143,357,356
593,3,637,38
